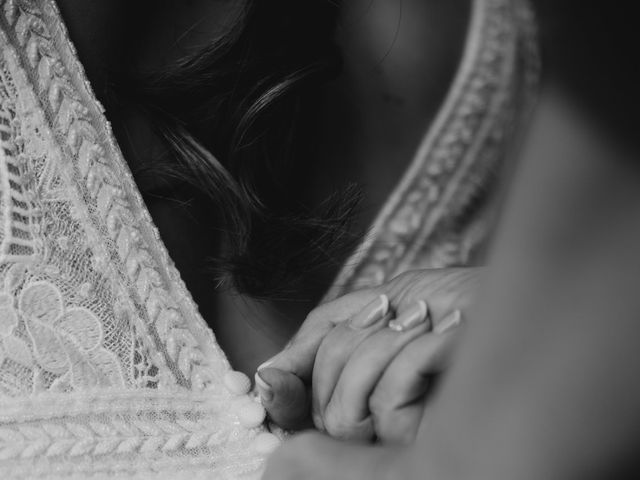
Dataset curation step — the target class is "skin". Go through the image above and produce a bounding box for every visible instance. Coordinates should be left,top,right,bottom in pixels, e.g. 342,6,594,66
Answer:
263,84,640,479
56,0,473,375
259,268,478,440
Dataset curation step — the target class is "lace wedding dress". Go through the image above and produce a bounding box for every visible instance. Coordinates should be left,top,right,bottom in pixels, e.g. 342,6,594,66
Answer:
0,0,537,478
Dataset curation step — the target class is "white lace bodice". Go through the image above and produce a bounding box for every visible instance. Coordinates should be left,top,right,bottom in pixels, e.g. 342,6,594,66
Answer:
1,1,276,478
0,0,537,478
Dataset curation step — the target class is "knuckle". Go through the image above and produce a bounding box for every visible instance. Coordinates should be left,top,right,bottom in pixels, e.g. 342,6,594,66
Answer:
324,409,373,441
312,411,325,431
369,389,393,416
322,407,343,437
315,330,341,360
303,308,324,327
398,346,423,370
323,404,354,439
317,324,352,359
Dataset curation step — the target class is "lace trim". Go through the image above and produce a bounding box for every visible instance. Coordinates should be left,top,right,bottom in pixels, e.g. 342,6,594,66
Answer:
0,393,265,478
1,0,272,477
0,0,226,391
325,0,539,298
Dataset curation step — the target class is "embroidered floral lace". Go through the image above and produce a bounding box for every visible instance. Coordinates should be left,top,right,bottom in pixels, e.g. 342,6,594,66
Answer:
1,1,276,478
0,0,537,478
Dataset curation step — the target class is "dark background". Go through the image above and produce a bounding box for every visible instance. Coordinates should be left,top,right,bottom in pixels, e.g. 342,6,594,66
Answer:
535,0,636,146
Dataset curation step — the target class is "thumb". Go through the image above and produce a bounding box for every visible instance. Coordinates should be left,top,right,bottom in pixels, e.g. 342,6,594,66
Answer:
256,367,313,430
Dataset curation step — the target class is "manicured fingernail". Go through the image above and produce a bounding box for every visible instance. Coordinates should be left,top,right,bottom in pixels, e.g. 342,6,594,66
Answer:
257,358,275,371
435,310,462,334
254,372,274,403
349,294,390,329
389,300,429,332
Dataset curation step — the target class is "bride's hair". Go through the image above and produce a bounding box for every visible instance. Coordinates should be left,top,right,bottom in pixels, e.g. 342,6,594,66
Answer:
120,0,361,300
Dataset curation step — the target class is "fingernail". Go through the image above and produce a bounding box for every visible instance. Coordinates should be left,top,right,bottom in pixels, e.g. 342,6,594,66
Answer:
348,294,390,329
257,358,275,371
435,310,462,334
388,300,428,332
254,372,274,403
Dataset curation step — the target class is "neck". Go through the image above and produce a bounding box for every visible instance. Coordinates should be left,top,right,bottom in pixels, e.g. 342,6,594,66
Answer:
304,0,472,228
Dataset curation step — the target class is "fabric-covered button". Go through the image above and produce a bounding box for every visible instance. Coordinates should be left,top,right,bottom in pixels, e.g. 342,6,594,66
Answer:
237,400,266,428
224,370,251,395
252,432,281,455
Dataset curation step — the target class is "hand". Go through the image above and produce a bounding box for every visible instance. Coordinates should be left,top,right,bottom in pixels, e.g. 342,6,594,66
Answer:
256,268,478,437
310,295,461,442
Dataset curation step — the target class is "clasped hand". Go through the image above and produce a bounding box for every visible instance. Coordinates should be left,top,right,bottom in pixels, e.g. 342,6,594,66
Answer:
256,268,478,443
